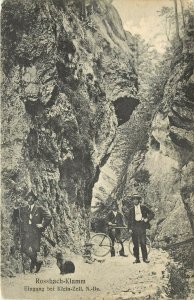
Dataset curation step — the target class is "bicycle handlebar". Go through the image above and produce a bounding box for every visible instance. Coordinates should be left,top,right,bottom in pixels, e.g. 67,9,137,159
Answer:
108,226,128,229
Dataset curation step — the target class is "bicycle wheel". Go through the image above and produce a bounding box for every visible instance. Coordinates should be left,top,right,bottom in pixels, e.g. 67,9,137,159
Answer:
128,236,151,257
90,233,112,257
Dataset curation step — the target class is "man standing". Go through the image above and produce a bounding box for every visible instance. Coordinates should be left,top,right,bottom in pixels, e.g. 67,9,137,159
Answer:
13,190,52,273
106,202,127,257
128,194,154,263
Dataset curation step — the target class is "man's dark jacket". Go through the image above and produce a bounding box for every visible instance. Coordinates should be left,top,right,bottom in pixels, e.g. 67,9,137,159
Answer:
13,204,52,252
128,204,154,230
106,211,125,227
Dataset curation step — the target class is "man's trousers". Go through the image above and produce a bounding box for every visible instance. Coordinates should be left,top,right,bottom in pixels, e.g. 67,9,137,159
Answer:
132,221,147,261
108,228,125,256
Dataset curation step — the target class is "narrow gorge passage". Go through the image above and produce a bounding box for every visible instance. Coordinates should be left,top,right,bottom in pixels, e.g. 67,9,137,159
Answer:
1,0,194,299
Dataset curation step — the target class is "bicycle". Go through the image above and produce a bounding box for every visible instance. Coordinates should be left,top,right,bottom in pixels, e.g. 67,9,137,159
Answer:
89,226,152,258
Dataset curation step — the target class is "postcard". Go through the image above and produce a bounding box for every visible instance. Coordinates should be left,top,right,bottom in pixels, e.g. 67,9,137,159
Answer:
1,0,193,299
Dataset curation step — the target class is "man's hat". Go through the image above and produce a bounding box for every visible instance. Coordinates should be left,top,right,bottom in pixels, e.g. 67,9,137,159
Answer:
131,194,141,199
25,190,38,201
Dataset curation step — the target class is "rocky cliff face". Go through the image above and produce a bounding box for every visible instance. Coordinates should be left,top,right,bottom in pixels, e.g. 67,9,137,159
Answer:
142,38,194,257
1,0,138,274
121,39,193,265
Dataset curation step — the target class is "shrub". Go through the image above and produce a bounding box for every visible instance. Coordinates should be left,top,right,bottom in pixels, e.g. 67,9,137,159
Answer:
165,262,189,299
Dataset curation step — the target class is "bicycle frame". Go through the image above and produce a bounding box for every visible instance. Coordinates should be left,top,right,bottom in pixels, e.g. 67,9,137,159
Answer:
99,235,110,247
89,227,151,258
108,226,129,243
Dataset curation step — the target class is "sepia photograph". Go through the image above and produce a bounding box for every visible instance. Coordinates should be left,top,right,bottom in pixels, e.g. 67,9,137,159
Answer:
1,0,194,299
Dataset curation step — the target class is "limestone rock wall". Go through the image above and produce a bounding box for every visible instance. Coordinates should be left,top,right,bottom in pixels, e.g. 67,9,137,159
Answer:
1,0,138,273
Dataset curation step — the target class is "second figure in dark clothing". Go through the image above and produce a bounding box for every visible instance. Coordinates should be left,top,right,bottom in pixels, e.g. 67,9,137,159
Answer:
106,202,127,257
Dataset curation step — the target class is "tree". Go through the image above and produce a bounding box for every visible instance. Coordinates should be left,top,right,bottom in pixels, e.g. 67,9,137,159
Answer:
173,0,181,40
158,7,175,44
158,2,186,44
180,0,186,29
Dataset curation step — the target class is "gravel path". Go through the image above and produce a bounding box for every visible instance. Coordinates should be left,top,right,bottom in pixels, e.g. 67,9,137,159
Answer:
1,247,171,300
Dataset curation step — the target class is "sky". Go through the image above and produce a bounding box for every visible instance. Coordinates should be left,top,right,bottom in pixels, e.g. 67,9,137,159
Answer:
112,0,175,53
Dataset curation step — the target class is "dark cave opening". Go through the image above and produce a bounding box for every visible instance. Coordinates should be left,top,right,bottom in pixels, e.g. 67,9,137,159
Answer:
113,96,139,126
